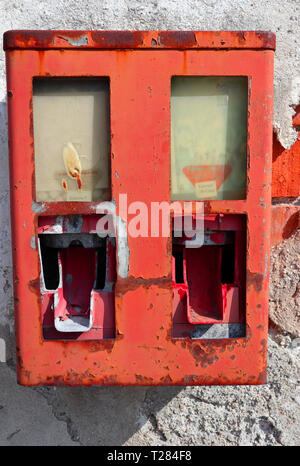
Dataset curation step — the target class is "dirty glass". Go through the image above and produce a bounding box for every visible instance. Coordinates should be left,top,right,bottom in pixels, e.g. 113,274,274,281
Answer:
171,76,248,201
33,78,111,202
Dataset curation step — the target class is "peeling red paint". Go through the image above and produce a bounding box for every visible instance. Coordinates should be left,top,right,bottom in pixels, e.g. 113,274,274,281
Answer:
135,374,154,384
158,31,197,48
160,374,173,383
28,276,40,296
272,130,300,198
3,30,276,50
5,30,273,386
88,340,115,353
116,275,171,295
4,30,56,49
271,205,299,246
91,30,144,48
247,272,264,292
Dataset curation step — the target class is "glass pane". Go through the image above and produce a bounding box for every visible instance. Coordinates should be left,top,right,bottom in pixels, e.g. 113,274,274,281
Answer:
171,76,248,200
33,78,111,202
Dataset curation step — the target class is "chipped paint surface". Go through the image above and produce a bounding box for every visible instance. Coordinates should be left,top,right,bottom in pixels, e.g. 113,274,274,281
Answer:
94,200,130,279
57,34,88,46
5,31,273,386
31,200,45,214
30,236,36,250
3,30,276,50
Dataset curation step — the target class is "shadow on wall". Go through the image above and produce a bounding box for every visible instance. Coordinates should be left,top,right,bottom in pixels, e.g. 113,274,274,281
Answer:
34,383,183,445
0,99,183,446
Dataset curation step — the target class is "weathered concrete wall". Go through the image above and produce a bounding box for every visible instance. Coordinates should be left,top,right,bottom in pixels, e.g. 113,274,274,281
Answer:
0,0,299,446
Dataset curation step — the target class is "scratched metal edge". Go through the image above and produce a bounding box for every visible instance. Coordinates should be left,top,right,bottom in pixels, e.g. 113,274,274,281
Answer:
3,30,276,51
16,373,266,387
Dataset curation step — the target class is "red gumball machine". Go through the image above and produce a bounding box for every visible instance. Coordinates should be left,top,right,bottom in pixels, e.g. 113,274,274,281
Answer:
4,30,275,385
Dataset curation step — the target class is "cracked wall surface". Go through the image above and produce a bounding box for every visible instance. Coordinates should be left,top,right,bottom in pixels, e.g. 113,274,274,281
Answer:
0,0,299,446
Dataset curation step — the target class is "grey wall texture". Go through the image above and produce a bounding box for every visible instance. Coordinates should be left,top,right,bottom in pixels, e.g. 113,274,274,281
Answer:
0,0,299,446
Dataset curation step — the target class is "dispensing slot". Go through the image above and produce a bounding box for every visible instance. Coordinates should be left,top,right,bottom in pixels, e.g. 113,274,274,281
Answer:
173,249,185,284
172,215,246,337
39,233,106,332
186,245,223,322
221,242,235,284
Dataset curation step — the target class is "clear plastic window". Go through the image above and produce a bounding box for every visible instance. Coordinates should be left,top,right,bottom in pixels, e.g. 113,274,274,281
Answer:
171,76,248,201
33,78,111,202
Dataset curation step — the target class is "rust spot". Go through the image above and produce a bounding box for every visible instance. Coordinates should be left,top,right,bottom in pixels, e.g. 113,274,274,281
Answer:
31,170,36,204
3,30,276,51
44,375,67,386
24,370,31,379
160,374,173,384
16,347,23,369
237,31,247,43
183,374,199,384
188,343,219,368
257,367,267,384
255,30,276,50
158,31,197,48
137,345,166,351
135,374,154,384
259,338,267,357
43,368,99,386
29,96,34,139
282,211,299,240
91,31,144,48
98,375,119,385
116,275,171,295
88,340,115,353
57,31,89,40
247,271,264,291
3,30,56,49
28,277,40,296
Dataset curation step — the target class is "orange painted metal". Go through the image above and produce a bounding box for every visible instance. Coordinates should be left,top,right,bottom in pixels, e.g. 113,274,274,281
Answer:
271,205,300,247
4,31,274,386
3,30,276,50
271,106,299,243
292,105,300,127
272,112,300,198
